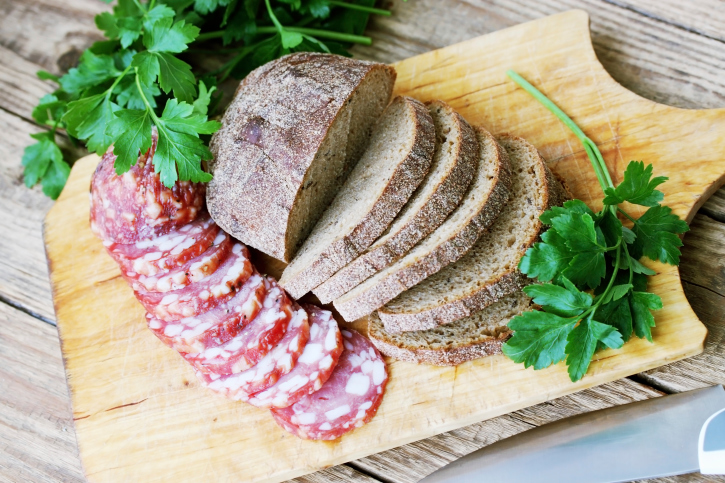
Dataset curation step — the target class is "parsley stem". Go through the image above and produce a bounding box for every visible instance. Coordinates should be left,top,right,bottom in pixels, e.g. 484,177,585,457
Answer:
617,208,637,224
195,28,372,45
264,0,286,35
132,0,147,14
506,70,615,193
328,1,392,16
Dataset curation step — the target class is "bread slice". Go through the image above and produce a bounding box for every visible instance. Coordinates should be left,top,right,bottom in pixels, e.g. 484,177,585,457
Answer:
208,53,396,262
312,100,479,305
333,126,512,322
279,96,437,299
378,134,570,332
368,291,532,366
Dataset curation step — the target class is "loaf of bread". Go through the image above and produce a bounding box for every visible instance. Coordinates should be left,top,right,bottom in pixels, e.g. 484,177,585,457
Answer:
333,126,512,322
378,134,569,332
368,291,533,366
280,96,437,299
207,53,396,262
313,100,479,304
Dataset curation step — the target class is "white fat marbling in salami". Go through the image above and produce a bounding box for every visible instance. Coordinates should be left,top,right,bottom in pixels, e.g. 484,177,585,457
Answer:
146,272,266,353
183,277,292,374
106,213,220,277
135,242,252,321
125,232,231,292
89,131,205,244
248,305,343,409
270,329,388,440
197,304,310,398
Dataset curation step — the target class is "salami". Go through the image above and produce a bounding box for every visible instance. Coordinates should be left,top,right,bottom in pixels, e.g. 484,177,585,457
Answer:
106,213,220,277
197,305,310,399
126,232,232,292
90,132,205,244
183,277,293,374
247,305,343,409
146,272,267,353
270,329,388,440
135,242,253,321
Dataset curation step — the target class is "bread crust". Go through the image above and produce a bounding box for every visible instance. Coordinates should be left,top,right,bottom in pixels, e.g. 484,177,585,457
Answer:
280,96,437,299
333,126,512,322
313,101,479,304
378,134,571,332
208,53,396,262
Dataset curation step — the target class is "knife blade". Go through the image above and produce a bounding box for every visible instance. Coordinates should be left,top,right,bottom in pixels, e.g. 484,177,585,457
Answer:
419,385,725,483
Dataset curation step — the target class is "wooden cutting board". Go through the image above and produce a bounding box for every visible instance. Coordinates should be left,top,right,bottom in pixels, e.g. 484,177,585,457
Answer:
45,9,725,483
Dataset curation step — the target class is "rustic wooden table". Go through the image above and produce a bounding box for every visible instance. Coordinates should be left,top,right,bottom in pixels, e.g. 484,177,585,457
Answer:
1,1,723,482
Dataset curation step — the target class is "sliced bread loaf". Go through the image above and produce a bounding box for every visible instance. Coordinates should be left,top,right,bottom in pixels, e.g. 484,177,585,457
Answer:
312,100,479,304
208,53,396,262
378,134,570,332
279,96,437,299
333,126,512,322
368,291,532,366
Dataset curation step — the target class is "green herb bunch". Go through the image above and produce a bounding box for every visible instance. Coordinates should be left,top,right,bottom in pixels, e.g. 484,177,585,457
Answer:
23,0,389,199
502,70,689,382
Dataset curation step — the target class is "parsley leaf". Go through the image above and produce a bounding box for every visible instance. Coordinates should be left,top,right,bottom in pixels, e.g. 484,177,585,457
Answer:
603,161,668,207
22,132,69,199
523,278,592,317
502,311,575,370
630,291,662,342
631,205,689,265
106,109,153,173
565,316,623,382
59,50,121,95
63,93,120,154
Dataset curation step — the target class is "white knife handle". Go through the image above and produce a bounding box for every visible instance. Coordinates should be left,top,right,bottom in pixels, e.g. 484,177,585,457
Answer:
699,408,725,474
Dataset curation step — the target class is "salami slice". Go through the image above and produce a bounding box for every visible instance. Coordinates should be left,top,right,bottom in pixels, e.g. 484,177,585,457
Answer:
90,132,206,244
146,272,267,353
183,278,293,374
197,305,310,399
247,305,343,409
135,242,253,321
270,329,388,440
126,232,232,292
106,214,220,277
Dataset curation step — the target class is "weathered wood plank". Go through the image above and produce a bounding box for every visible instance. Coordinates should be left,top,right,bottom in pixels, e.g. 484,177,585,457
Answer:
616,0,725,43
0,301,84,482
0,109,56,322
0,44,57,121
354,0,725,109
701,188,725,222
0,0,108,75
291,465,382,483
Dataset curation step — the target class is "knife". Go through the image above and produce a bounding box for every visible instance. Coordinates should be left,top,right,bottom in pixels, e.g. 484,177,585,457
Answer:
419,385,725,483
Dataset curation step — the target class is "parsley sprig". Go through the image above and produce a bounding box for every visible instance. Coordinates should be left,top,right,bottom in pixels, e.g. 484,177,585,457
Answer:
23,0,388,198
502,70,689,382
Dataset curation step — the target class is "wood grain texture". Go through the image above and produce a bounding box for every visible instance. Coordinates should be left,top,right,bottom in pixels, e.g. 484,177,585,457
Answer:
0,301,84,483
44,11,721,482
613,0,725,43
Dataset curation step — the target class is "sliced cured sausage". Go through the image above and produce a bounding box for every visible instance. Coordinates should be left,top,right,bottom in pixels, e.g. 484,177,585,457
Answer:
135,242,253,321
270,329,388,440
90,131,206,244
247,305,343,409
146,272,267,353
106,213,220,277
197,305,310,399
126,232,232,292
183,277,292,374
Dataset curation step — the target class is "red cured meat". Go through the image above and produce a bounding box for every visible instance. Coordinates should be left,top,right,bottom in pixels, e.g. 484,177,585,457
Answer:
106,214,220,277
270,329,388,440
248,305,343,409
146,272,267,353
183,277,292,374
135,242,252,321
125,232,231,292
90,131,205,244
197,304,310,398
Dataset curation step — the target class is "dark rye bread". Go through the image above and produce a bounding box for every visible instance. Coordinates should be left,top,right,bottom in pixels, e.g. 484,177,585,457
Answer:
312,100,479,305
207,53,396,262
279,96,436,300
378,134,570,332
333,126,512,322
368,291,533,366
